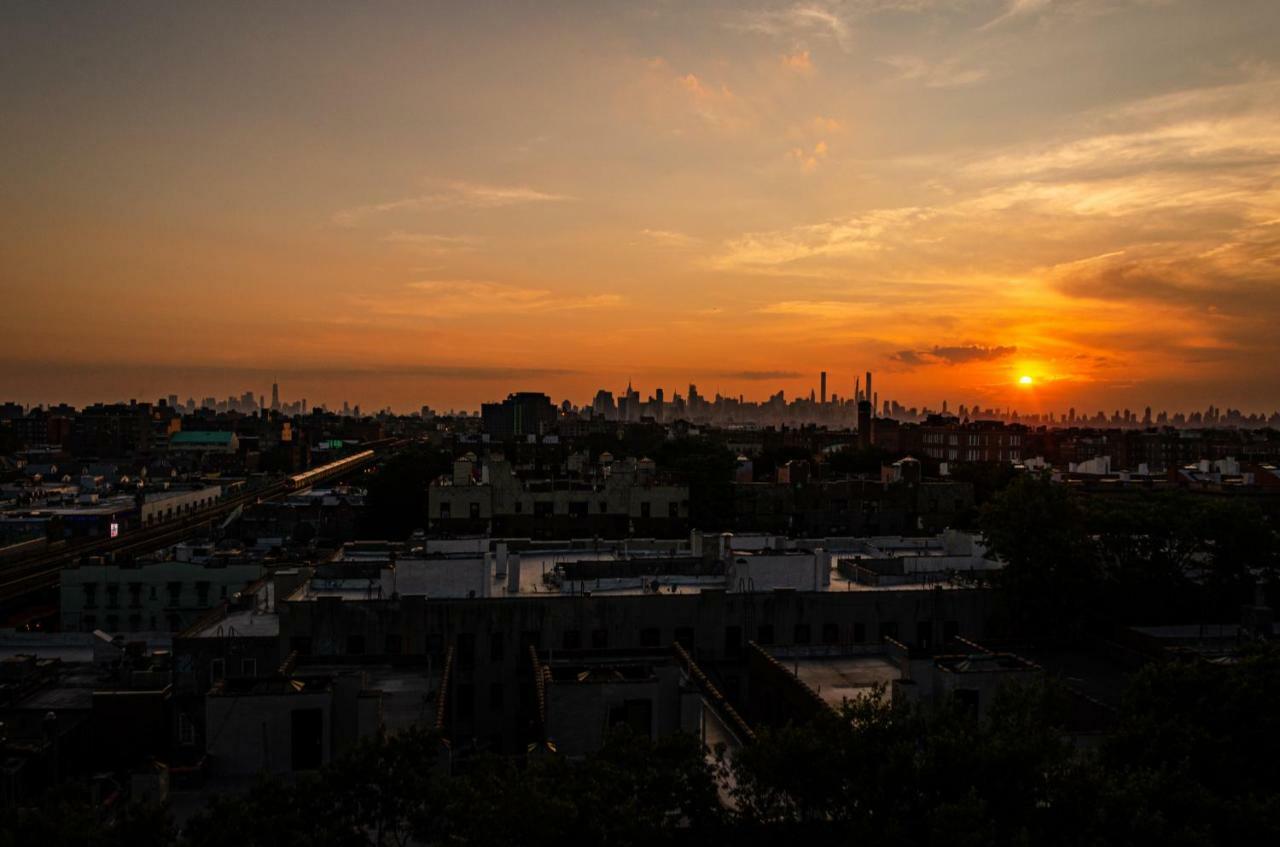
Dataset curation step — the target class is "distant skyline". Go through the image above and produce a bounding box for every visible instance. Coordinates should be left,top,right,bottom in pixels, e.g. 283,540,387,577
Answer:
4,2,1280,413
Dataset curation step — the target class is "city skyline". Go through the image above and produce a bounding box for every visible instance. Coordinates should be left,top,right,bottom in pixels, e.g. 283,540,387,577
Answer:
5,2,1280,413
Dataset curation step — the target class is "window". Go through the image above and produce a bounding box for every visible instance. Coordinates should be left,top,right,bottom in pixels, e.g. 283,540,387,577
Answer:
105,584,120,609
456,684,475,719
562,629,581,650
756,624,775,645
439,502,451,518
569,501,588,517
469,502,480,519
457,633,476,668
639,627,660,648
178,713,196,746
149,585,157,600
591,628,609,649
195,581,211,606
490,632,505,662
128,614,141,632
669,502,679,518
167,582,182,605
534,501,553,518
241,658,257,677
346,634,366,655
793,623,812,645
210,658,225,684
82,614,97,631
82,584,98,609
128,583,142,608
640,502,651,519
724,626,742,658
105,615,119,632
821,623,840,645
599,501,608,514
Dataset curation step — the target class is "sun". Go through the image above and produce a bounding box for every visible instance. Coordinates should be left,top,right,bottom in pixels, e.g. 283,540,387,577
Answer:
1018,375,1034,385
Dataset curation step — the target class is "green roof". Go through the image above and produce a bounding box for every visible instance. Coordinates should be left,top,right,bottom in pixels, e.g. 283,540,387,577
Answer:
170,431,235,445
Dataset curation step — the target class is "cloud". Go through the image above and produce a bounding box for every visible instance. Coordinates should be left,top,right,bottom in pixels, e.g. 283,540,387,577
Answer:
379,231,482,255
358,280,625,318
639,228,700,247
787,139,829,172
891,345,1019,367
979,0,1051,31
781,50,815,73
712,207,935,269
739,4,852,50
882,54,989,88
333,181,571,226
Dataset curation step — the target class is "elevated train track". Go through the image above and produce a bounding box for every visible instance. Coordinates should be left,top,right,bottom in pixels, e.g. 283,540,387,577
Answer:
0,439,406,604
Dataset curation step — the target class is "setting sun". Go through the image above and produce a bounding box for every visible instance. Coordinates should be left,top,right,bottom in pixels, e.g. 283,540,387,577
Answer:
1019,375,1034,386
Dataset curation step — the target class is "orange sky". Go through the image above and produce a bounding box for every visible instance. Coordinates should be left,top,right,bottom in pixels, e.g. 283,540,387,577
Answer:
3,2,1279,414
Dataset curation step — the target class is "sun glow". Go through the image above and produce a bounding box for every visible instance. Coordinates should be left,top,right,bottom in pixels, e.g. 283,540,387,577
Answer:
1019,375,1034,385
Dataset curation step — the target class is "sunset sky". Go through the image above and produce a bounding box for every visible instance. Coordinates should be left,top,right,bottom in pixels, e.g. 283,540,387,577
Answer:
4,1,1279,413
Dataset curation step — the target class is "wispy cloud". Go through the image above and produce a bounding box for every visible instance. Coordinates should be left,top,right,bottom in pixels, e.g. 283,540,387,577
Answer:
891,345,1019,367
356,280,625,319
882,54,989,88
639,228,700,247
333,180,571,226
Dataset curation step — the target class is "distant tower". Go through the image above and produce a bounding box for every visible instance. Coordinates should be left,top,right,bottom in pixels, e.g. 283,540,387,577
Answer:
820,371,827,405
271,378,280,412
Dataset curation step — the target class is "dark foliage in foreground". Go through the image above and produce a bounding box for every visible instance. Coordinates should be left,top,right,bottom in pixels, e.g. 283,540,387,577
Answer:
7,646,1279,846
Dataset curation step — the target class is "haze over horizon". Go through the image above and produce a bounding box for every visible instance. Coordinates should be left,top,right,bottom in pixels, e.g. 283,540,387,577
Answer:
4,1,1280,414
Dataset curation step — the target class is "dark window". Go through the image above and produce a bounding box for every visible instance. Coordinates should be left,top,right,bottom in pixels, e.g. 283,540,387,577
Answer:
668,502,679,518
591,628,609,649
674,627,694,649
607,699,653,738
195,581,210,606
82,614,96,630
457,633,476,668
514,501,523,513
490,632,505,662
756,624,775,645
456,683,475,719
640,502,651,519
469,502,480,519
106,615,119,632
489,682,504,711
562,629,581,650
347,634,366,655
82,584,98,609
105,584,119,609
385,633,403,655
290,708,324,770
439,502,451,518
167,582,182,605
853,622,866,643
128,583,142,607
724,626,742,658
639,627,660,648
569,501,588,517
128,614,141,632
534,501,553,518
793,623,812,645
210,658,225,683
599,501,608,513
821,623,840,645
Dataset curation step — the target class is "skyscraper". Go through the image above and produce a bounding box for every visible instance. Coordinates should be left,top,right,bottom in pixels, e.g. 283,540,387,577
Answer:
820,371,827,405
271,378,280,412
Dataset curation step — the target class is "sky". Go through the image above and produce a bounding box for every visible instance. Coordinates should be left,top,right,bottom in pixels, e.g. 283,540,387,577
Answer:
3,0,1279,414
